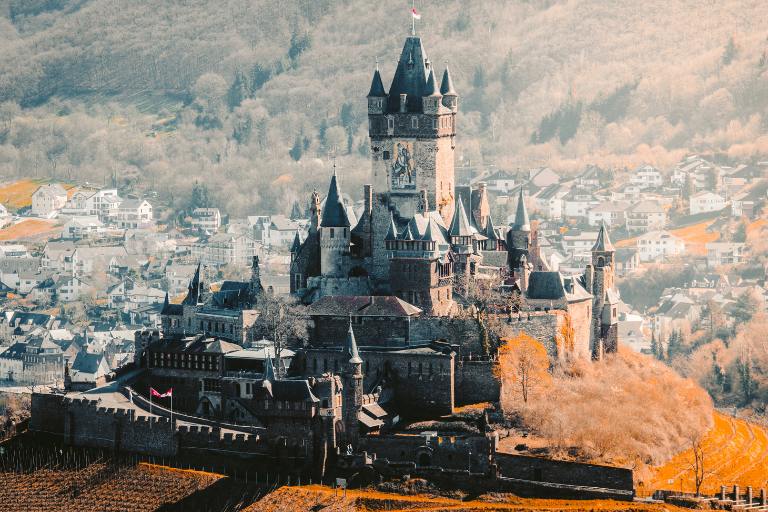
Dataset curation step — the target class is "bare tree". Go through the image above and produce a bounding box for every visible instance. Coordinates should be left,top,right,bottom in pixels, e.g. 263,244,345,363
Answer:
251,293,310,377
684,434,717,497
495,332,550,408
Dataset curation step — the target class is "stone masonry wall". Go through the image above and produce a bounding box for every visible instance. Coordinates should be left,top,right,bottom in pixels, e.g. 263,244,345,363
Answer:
495,453,634,491
455,360,499,405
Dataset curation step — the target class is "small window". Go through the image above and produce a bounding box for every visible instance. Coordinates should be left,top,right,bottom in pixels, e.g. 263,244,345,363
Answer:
433,118,438,129
330,228,335,239
411,116,418,129
387,118,394,130
383,151,390,160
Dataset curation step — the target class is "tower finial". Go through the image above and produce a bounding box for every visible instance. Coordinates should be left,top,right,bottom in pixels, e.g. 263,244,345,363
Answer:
375,56,379,71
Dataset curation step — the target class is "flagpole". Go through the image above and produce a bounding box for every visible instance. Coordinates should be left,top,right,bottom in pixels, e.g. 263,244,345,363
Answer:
170,393,173,428
411,0,415,36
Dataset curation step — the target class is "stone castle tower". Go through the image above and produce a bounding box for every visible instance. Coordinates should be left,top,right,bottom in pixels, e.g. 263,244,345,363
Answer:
585,222,619,358
343,322,364,447
319,170,351,277
506,187,531,286
367,36,458,280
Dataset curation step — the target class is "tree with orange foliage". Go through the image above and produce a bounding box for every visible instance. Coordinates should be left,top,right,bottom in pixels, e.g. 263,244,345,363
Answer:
495,332,550,408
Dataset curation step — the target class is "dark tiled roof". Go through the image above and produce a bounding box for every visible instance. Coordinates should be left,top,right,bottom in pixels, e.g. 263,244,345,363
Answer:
71,352,106,375
591,222,615,252
526,271,566,300
320,173,350,227
440,66,456,95
367,69,387,97
387,36,429,113
307,295,422,317
510,186,530,231
448,197,473,237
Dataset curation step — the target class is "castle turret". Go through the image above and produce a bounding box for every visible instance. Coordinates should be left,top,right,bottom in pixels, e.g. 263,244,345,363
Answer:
367,63,387,115
250,255,263,304
506,186,531,276
589,222,618,357
343,322,363,447
440,65,458,112
422,69,442,115
319,170,351,277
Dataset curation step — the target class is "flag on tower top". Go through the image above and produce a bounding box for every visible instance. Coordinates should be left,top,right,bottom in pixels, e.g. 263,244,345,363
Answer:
150,387,173,398
411,7,421,20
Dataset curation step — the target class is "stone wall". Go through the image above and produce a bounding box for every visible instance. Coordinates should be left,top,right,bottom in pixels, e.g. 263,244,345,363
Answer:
409,317,483,355
455,360,499,405
312,316,410,346
495,453,633,491
306,276,371,298
361,433,493,473
303,345,454,416
29,393,66,434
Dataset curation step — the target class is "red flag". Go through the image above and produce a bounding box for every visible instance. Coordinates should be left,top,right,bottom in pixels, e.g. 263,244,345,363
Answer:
150,387,172,398
411,7,421,20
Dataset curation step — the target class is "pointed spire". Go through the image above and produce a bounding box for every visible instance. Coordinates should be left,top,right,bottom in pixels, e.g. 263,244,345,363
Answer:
484,212,498,241
449,196,473,237
592,221,615,252
440,65,457,96
385,211,398,240
511,186,530,232
346,320,363,365
403,223,415,240
367,65,387,97
425,68,441,97
290,231,302,252
263,354,276,381
320,172,351,227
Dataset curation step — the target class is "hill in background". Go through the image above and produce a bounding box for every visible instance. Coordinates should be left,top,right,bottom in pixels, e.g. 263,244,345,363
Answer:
1,0,767,215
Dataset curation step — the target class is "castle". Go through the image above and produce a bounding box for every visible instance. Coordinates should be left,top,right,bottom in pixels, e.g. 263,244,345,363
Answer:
29,31,624,493
290,34,619,359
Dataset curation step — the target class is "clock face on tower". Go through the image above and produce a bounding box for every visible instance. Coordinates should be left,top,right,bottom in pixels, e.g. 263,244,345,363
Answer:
390,141,416,190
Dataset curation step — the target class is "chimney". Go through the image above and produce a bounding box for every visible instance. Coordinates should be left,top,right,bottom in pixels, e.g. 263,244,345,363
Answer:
400,94,408,113
363,184,372,216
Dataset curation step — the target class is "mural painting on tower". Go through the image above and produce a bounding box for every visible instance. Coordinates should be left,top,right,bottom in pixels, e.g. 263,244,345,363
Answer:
390,141,415,190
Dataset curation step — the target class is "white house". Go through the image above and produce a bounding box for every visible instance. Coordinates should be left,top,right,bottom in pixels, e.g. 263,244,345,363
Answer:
31,184,68,217
629,164,663,190
706,242,747,268
111,199,153,229
528,167,561,188
483,170,518,194
62,216,104,240
689,191,726,216
561,231,600,258
636,230,686,262
264,215,305,248
190,207,222,233
588,201,631,227
626,200,666,233
55,274,91,302
165,264,198,295
532,185,567,220
562,188,599,219
191,233,261,267
0,244,29,258
64,188,121,219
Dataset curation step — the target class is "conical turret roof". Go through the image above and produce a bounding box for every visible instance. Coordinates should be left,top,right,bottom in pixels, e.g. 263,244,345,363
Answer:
592,221,615,252
320,171,351,227
440,66,457,96
484,212,499,240
346,321,362,364
385,212,398,241
290,231,301,252
367,68,387,97
510,186,530,232
388,36,429,112
449,197,473,237
425,68,441,97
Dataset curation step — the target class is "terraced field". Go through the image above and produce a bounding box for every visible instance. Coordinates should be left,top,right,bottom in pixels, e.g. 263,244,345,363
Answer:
251,485,683,512
0,218,61,241
650,412,768,494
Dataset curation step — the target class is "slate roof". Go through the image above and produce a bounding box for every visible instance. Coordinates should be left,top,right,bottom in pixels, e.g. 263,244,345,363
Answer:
307,295,422,317
449,197,473,237
151,336,241,354
526,271,566,300
320,172,351,227
591,222,615,252
440,66,456,96
510,187,530,231
387,36,430,113
71,352,107,375
367,68,387,97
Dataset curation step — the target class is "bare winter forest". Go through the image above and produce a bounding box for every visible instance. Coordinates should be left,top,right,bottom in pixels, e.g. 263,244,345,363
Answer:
0,0,767,216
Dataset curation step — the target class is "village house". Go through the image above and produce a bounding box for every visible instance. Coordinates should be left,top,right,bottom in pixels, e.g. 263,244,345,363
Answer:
562,188,599,219
588,201,631,228
689,191,726,215
111,199,154,229
630,164,663,190
706,241,747,268
625,200,666,233
0,244,29,258
263,215,305,248
636,230,686,262
190,207,222,233
31,184,68,217
62,216,105,240
192,232,261,267
482,169,518,194
63,188,121,219
532,184,567,220
528,167,561,188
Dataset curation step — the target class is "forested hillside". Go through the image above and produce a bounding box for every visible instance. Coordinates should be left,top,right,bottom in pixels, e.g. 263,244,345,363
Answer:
0,0,767,216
